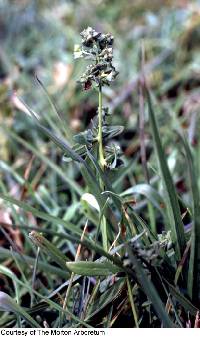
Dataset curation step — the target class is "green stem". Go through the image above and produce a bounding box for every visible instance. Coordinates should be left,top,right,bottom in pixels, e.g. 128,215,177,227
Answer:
127,277,139,328
98,84,105,169
98,84,107,251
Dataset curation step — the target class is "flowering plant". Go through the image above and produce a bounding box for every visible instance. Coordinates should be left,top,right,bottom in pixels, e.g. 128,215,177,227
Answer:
73,27,123,173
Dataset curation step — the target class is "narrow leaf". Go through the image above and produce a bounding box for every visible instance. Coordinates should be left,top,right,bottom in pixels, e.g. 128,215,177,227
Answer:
179,133,200,301
166,280,198,316
66,261,122,276
121,183,166,218
0,193,82,236
0,291,40,327
29,231,70,271
146,88,185,259
0,247,68,278
126,244,174,327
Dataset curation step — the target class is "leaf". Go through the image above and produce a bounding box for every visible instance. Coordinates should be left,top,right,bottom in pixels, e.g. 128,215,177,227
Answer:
73,129,94,145
80,164,104,207
86,149,122,210
81,193,100,212
14,107,119,229
2,126,82,196
121,183,166,218
29,231,70,271
179,133,200,301
0,291,40,327
145,87,185,260
85,279,125,321
0,247,68,278
35,75,65,128
166,280,198,316
35,122,82,163
17,99,82,164
24,113,117,222
3,279,92,328
80,161,119,233
0,193,82,236
66,261,122,276
0,265,19,301
126,244,174,328
102,125,124,140
127,277,139,327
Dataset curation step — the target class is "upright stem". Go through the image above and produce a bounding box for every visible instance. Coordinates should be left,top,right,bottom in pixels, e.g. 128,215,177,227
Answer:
98,84,105,170
98,84,108,251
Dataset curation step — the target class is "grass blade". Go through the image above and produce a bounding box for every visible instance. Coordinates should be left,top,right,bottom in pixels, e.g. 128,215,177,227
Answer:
29,231,70,271
0,291,40,327
85,279,125,321
0,247,68,278
145,88,185,259
0,266,19,303
0,193,82,236
66,261,122,276
166,280,198,317
121,183,166,218
35,75,69,137
126,244,174,327
179,133,200,301
1,126,82,196
127,277,139,327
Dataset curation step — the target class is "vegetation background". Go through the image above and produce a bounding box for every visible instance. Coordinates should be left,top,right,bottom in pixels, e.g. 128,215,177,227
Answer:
1,0,200,328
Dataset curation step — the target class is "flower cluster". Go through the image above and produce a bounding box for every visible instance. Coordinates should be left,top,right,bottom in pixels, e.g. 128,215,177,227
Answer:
74,27,118,90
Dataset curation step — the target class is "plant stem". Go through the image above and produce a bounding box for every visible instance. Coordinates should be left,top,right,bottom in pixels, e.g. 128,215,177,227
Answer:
98,84,108,251
98,84,106,169
61,221,88,326
127,277,139,328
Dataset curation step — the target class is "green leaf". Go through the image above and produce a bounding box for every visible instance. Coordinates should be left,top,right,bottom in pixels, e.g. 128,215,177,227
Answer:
179,133,200,301
35,122,82,163
80,159,119,233
0,291,40,327
166,280,198,316
2,127,82,196
16,110,119,231
66,261,122,276
29,231,70,271
86,149,122,210
127,277,139,327
0,265,19,302
0,193,82,236
3,279,92,328
146,88,185,260
15,96,77,163
35,75,68,136
0,247,68,278
121,183,166,218
26,116,118,226
80,164,103,205
81,193,100,212
73,129,94,145
126,244,174,328
85,279,125,321
102,125,124,140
